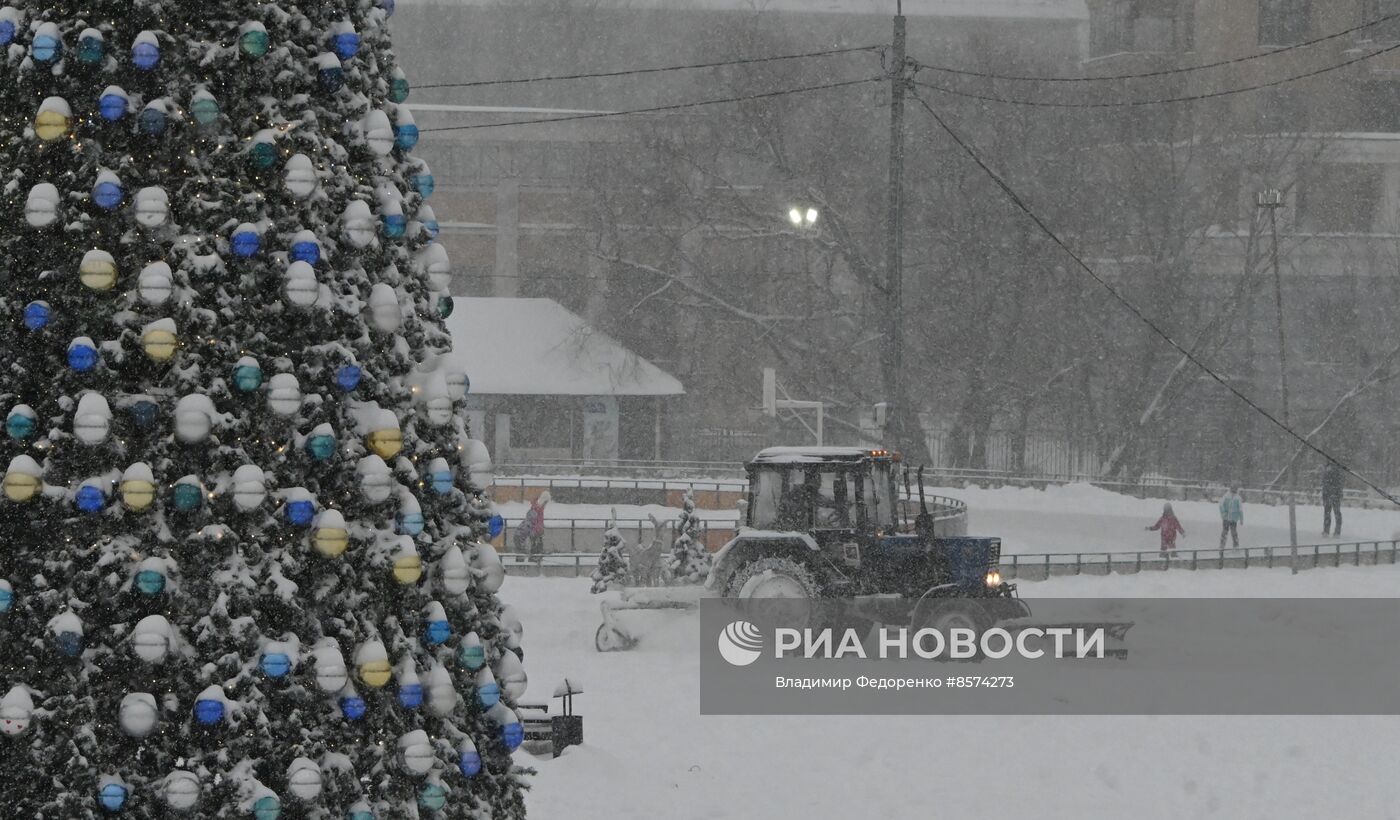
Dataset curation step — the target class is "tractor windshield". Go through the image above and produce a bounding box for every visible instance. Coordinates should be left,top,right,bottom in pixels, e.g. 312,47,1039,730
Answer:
750,469,785,529
861,464,896,530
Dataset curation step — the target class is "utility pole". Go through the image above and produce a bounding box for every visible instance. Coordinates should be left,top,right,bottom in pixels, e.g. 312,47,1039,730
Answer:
1258,189,1298,567
883,1,909,457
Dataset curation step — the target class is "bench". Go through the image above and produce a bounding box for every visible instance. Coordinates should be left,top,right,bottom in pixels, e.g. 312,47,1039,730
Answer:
516,680,584,758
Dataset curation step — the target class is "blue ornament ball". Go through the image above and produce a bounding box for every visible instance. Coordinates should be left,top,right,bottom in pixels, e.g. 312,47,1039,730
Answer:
431,470,453,496
423,620,450,646
253,795,281,820
75,485,105,514
93,181,124,210
0,586,13,613
132,42,159,70
55,631,83,657
231,230,261,258
134,569,165,596
32,34,60,62
99,93,128,121
306,435,336,461
418,784,446,812
68,344,99,373
477,682,501,709
193,698,225,725
398,682,424,710
488,515,505,539
261,652,291,678
397,511,425,536
459,750,481,777
503,722,524,751
172,483,203,512
6,413,35,441
336,365,362,392
286,499,315,527
290,240,321,265
129,400,158,429
333,32,360,61
233,365,263,392
459,644,485,671
340,695,366,721
0,20,14,46
138,107,167,136
99,783,128,812
23,301,50,331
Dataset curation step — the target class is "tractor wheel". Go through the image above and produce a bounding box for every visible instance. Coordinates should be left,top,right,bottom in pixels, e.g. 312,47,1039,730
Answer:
728,556,823,629
911,600,992,659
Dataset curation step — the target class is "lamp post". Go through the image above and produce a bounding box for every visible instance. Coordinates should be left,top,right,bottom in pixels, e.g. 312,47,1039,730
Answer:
1257,188,1299,566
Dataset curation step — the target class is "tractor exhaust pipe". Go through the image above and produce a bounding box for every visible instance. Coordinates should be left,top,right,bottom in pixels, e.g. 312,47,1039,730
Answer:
915,466,933,536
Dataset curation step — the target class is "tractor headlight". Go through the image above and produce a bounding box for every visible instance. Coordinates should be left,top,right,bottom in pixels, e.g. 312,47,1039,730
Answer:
984,569,1002,589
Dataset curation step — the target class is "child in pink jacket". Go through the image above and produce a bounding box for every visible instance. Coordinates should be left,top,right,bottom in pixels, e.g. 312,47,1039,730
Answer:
1147,502,1185,553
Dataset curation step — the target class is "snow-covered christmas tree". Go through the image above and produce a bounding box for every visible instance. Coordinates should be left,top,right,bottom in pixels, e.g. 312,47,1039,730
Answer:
666,491,711,585
590,512,629,594
0,2,527,816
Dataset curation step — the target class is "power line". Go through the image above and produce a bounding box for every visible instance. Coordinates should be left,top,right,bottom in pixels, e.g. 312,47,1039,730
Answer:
912,41,1400,108
916,12,1400,83
908,90,1400,507
419,77,883,133
415,45,882,90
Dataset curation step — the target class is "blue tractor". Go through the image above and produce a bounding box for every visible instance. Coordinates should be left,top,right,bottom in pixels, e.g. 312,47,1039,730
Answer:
706,446,1029,631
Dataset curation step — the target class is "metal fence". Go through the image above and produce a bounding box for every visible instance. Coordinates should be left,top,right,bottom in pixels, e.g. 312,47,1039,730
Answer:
499,539,1400,580
490,463,1395,512
495,495,969,554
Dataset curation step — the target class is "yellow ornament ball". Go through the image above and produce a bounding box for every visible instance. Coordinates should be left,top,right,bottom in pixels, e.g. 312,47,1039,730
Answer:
142,329,177,361
34,109,70,141
121,479,156,512
2,473,39,502
392,554,422,584
314,527,349,558
80,254,118,291
367,428,403,459
359,659,392,688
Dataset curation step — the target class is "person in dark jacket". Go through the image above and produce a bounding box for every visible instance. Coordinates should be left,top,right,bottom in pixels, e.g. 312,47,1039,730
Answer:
1322,461,1344,536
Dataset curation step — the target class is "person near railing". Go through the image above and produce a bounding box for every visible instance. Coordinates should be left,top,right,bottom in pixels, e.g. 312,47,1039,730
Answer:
1147,502,1185,556
1322,461,1344,537
1218,486,1244,549
513,490,551,560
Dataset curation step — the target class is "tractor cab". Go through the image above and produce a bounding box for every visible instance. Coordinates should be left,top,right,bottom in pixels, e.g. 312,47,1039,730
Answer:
712,445,1016,605
745,446,902,536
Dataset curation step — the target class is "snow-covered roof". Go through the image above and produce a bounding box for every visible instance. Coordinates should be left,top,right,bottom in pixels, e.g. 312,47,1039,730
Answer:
751,446,890,463
398,0,1087,20
443,298,684,397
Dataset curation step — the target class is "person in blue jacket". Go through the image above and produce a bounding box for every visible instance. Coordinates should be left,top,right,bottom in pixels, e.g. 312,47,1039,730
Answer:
1218,486,1244,549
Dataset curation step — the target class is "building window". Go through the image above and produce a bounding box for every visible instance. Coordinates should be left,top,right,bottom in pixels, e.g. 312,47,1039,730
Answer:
1091,0,1194,57
1259,0,1312,46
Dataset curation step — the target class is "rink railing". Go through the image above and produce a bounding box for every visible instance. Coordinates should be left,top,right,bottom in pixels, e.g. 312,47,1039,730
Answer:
497,538,1400,579
493,496,968,554
492,463,1396,510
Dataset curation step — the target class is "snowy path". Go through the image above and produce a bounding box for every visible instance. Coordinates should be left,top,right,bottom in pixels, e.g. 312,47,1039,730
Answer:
505,564,1400,819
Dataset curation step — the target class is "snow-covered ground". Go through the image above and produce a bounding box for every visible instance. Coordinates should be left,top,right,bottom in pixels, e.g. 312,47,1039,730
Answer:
503,487,1400,818
500,482,1400,555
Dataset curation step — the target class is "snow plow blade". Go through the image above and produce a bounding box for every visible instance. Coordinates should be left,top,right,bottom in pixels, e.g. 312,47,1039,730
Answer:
996,618,1134,659
595,586,705,652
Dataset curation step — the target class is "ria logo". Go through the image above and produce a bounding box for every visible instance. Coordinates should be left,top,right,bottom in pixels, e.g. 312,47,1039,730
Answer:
718,620,764,666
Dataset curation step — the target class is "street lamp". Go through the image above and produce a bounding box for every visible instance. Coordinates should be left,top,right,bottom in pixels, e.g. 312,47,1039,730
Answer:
788,206,819,228
1256,187,1298,566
